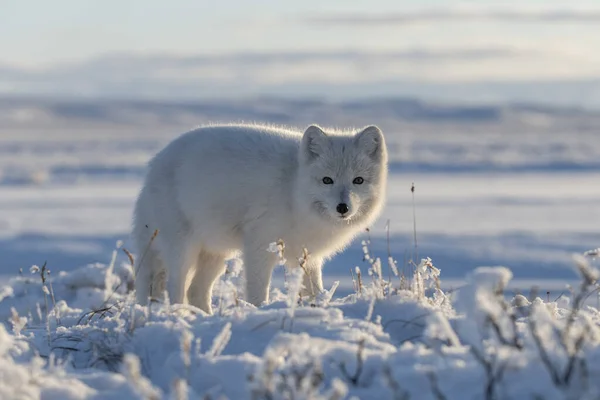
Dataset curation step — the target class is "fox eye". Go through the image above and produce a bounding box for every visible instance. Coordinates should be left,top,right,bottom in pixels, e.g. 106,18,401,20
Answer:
322,177,334,184
353,177,364,185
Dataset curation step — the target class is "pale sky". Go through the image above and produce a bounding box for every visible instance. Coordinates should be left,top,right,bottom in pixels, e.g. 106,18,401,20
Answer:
2,0,599,67
2,0,400,66
1,0,600,103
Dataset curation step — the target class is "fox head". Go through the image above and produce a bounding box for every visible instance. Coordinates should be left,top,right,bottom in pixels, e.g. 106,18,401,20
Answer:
296,125,388,225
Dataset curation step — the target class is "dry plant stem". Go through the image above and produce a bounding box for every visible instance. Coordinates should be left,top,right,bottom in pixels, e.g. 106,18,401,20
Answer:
37,261,52,343
581,284,600,305
298,247,316,297
563,276,595,344
77,304,119,325
489,288,522,349
402,249,408,286
383,314,427,330
469,344,506,400
103,230,159,308
386,219,400,291
48,280,60,326
356,269,363,295
411,183,418,262
135,229,160,278
38,262,49,316
529,317,562,385
528,311,589,387
339,339,366,386
563,333,587,385
383,365,410,400
274,238,287,285
123,248,135,268
427,372,448,400
386,220,391,261
350,268,357,293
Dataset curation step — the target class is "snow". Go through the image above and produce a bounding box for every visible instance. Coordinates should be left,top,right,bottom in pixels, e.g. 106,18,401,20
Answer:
1,97,600,398
2,252,600,399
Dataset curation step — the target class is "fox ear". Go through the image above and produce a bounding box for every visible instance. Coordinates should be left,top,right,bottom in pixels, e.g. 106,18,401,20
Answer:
355,125,384,160
302,125,327,161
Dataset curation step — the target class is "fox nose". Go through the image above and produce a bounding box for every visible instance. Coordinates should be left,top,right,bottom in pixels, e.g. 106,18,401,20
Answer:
336,203,349,215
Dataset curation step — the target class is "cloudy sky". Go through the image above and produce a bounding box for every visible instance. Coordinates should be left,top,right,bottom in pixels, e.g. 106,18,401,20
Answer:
2,0,600,105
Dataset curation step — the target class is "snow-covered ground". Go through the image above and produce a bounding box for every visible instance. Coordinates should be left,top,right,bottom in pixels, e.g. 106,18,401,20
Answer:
0,97,599,398
1,98,599,290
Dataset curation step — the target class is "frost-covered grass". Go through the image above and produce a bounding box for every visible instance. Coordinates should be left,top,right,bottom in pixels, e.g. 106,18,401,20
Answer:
1,238,600,399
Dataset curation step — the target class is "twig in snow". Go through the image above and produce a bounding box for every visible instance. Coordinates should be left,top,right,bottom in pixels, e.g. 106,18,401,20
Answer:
339,339,366,386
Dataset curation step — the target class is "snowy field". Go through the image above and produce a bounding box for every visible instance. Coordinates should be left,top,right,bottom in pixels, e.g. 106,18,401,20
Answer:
1,97,600,398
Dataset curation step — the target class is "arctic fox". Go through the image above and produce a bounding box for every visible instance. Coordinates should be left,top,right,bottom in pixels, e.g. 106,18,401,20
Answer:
133,124,387,313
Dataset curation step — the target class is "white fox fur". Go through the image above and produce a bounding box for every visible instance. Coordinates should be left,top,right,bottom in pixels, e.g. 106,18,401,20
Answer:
133,124,387,313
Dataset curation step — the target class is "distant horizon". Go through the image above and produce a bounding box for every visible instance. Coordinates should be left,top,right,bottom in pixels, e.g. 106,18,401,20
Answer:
1,83,599,108
1,70,599,110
